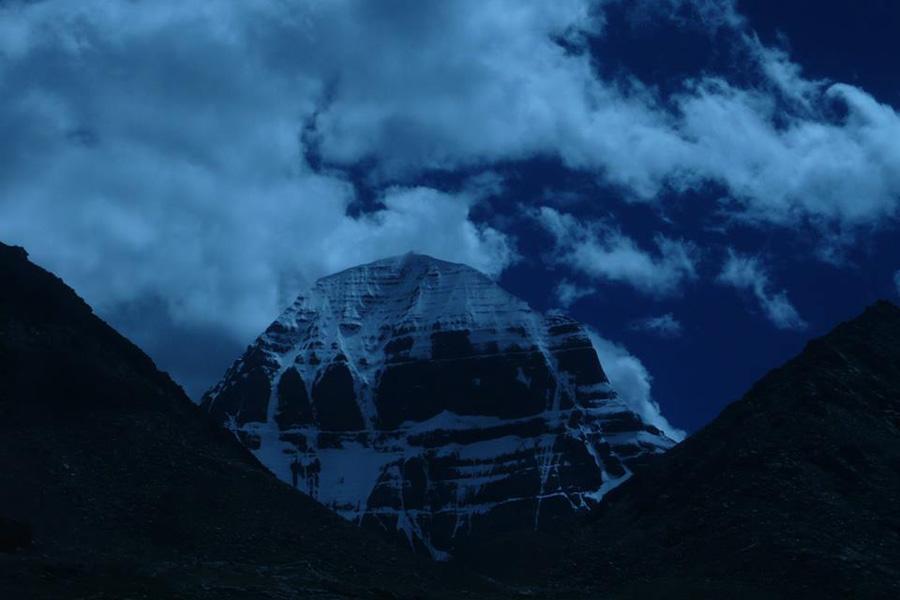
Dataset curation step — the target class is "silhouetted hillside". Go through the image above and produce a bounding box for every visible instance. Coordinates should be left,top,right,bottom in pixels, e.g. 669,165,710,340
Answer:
0,242,492,599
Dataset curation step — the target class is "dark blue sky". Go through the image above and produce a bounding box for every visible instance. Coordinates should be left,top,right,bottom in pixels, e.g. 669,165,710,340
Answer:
1,1,897,436
492,1,900,432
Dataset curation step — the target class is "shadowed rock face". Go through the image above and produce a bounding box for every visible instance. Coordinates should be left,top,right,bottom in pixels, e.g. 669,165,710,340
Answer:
0,242,484,599
203,253,676,557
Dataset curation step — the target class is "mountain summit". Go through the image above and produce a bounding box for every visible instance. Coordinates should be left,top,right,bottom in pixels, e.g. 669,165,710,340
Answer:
203,253,677,557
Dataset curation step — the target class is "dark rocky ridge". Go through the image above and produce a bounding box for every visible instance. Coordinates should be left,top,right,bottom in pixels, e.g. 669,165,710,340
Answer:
202,254,676,557
0,242,494,599
466,301,900,599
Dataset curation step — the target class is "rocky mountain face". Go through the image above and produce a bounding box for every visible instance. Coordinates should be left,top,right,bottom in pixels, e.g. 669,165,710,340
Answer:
468,301,900,599
0,242,492,599
203,253,676,557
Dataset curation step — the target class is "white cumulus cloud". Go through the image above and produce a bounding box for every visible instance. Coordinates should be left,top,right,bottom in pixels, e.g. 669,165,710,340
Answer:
536,207,699,296
717,250,807,330
587,329,686,442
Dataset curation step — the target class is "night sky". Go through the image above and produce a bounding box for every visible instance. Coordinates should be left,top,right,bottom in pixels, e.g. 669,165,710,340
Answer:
1,1,897,436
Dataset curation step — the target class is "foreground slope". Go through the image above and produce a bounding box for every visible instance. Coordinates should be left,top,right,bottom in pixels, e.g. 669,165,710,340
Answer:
475,301,900,598
0,242,489,599
203,253,675,557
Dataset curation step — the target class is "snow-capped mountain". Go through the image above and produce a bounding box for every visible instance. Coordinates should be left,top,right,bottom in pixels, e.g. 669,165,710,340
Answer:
202,253,676,557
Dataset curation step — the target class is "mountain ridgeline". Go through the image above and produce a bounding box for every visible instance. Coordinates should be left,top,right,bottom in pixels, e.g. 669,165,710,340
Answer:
201,253,676,557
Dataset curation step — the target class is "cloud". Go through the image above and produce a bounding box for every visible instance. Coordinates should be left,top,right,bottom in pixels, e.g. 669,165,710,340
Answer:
329,186,516,281
0,1,516,347
675,81,900,236
302,0,605,178
2,0,897,317
536,207,698,296
239,0,900,238
3,0,894,229
587,329,686,442
717,250,807,330
631,313,683,338
554,279,596,308
1,0,897,396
